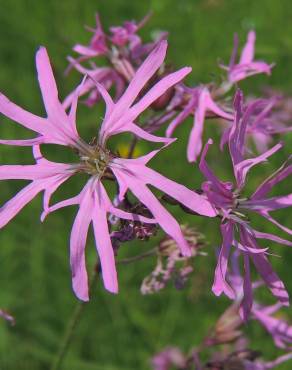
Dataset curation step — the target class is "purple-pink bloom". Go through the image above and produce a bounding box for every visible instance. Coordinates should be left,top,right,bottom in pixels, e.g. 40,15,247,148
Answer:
220,95,292,154
109,13,151,48
66,13,167,107
221,30,273,84
253,303,292,350
72,13,108,60
63,63,125,108
166,84,233,162
223,250,292,349
68,13,153,63
0,42,216,301
199,89,292,319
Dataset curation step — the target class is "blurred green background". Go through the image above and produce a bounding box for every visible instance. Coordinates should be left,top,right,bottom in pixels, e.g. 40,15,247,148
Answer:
0,0,292,369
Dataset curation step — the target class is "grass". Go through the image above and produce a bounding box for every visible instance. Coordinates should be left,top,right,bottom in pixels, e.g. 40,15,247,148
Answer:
0,0,292,369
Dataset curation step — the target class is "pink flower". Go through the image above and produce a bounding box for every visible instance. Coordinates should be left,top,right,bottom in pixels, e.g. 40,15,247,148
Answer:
109,15,148,47
220,95,292,154
0,42,216,301
108,13,161,60
63,63,125,108
224,251,292,350
221,31,273,84
65,13,124,106
253,303,292,350
66,13,167,107
199,90,292,319
166,85,233,162
70,13,108,61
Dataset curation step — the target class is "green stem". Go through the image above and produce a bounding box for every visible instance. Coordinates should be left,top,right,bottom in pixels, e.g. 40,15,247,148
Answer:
117,247,157,265
50,265,99,370
50,247,157,370
127,135,138,158
50,300,85,370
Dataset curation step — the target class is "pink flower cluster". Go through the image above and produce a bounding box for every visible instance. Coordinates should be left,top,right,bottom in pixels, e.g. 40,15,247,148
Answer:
200,90,292,319
64,13,167,108
0,13,291,328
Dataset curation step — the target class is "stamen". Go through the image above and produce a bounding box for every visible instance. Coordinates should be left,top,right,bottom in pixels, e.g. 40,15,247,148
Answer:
78,142,112,177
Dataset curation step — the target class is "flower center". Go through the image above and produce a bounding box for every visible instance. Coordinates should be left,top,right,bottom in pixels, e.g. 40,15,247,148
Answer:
230,191,250,221
79,143,112,177
206,185,249,222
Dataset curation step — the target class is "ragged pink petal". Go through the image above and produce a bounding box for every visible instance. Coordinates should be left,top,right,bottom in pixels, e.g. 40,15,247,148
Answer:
212,221,235,299
127,67,191,123
243,194,292,212
69,184,93,301
73,44,102,57
44,176,158,298
0,92,47,133
224,30,273,84
100,40,168,138
111,168,192,256
93,182,118,293
0,137,44,146
200,139,233,197
99,41,191,144
240,253,253,321
229,92,264,169
252,229,292,247
166,95,197,137
0,48,86,148
256,211,292,236
253,304,292,349
42,174,74,218
229,62,273,83
252,156,292,199
252,254,289,307
234,142,283,189
241,228,289,306
239,30,256,65
64,65,123,110
117,122,174,144
41,194,80,221
36,47,80,144
132,184,192,256
188,89,213,162
0,182,44,229
187,88,232,162
0,149,75,228
112,157,217,217
109,206,156,224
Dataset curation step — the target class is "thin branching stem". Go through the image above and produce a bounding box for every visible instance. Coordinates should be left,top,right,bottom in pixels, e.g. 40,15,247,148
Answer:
127,135,138,159
50,266,99,370
117,247,158,265
50,247,157,370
